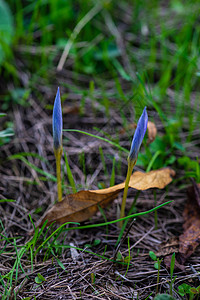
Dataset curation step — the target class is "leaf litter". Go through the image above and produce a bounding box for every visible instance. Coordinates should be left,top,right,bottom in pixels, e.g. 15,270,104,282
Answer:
38,168,175,227
179,182,200,261
163,181,200,271
1,80,200,299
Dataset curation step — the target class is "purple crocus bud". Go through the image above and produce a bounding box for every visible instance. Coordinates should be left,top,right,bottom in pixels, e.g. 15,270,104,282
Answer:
128,107,148,164
53,87,63,150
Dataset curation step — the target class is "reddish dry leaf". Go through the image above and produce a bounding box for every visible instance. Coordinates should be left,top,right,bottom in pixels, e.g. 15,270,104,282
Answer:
163,183,200,270
37,168,175,227
179,183,200,260
164,254,185,271
179,220,200,258
156,237,185,271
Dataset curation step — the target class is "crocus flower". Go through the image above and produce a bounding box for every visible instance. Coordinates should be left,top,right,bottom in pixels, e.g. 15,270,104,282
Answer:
53,87,63,150
120,107,148,223
128,107,148,165
53,87,63,202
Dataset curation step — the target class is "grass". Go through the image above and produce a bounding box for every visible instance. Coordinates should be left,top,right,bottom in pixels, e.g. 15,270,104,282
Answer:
0,202,170,299
0,0,200,299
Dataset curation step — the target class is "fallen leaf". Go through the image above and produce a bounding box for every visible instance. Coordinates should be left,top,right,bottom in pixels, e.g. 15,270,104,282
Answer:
163,182,200,270
63,105,80,115
156,237,179,257
147,121,157,144
164,254,185,271
37,168,175,227
38,190,119,227
92,168,175,193
179,183,200,260
158,237,185,271
156,237,185,271
179,220,200,258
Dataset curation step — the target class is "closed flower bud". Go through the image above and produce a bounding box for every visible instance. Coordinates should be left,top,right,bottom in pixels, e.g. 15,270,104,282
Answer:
53,87,63,150
128,107,148,164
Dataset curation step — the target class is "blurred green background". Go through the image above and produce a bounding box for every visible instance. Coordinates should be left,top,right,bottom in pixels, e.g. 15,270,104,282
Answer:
1,0,200,179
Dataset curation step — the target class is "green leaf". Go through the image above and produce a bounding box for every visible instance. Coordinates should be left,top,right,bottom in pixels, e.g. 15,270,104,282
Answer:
0,199,15,203
35,273,46,284
173,141,185,152
116,251,123,261
180,283,192,293
55,257,66,271
149,250,157,261
0,0,14,65
93,239,101,246
0,128,14,138
178,285,185,296
154,262,159,269
124,255,132,264
154,294,175,300
165,155,176,165
170,253,175,279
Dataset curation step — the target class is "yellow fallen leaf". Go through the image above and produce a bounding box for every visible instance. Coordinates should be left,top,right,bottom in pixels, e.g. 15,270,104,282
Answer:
92,168,175,193
37,168,175,227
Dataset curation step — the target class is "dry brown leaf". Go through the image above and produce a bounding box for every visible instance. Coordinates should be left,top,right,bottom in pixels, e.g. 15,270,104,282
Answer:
179,220,200,258
163,183,200,270
156,237,179,257
156,237,185,271
63,105,80,115
39,190,119,227
179,183,200,260
147,121,157,144
164,254,185,271
36,168,175,228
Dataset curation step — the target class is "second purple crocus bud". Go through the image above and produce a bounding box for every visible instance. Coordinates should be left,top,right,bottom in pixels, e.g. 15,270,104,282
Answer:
53,87,63,150
128,107,148,164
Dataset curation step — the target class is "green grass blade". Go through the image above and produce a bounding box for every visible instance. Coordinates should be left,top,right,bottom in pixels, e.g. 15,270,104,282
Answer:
110,156,116,187
34,222,79,257
64,201,172,232
8,155,56,182
63,129,129,153
146,150,161,172
63,150,77,193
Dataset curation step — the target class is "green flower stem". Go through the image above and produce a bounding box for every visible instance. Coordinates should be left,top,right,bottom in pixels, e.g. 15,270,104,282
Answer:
54,147,63,202
120,159,136,226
